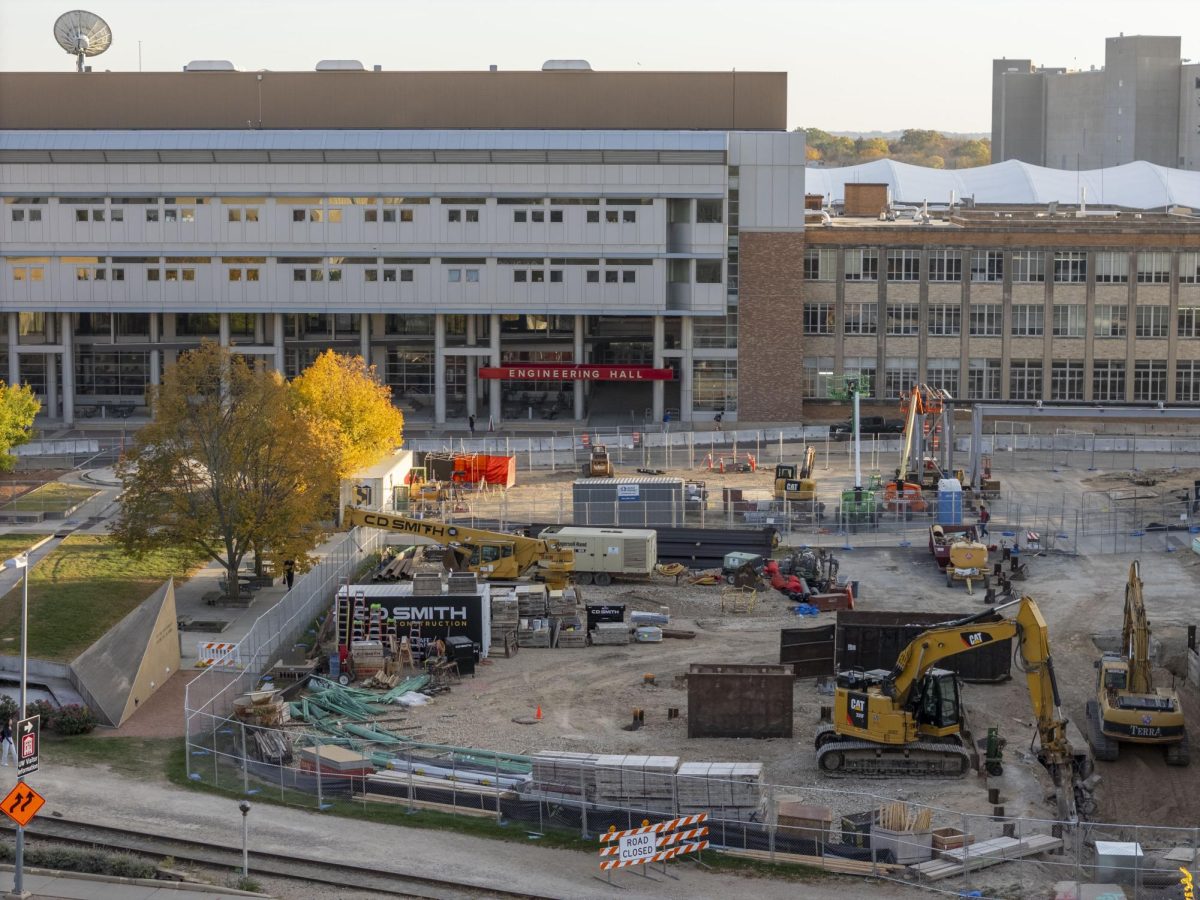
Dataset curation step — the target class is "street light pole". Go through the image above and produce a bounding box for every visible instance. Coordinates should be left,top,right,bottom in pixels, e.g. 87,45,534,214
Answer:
9,551,29,897
239,800,251,878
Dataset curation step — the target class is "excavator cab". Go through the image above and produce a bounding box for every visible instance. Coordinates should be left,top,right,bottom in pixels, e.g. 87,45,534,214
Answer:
915,669,962,731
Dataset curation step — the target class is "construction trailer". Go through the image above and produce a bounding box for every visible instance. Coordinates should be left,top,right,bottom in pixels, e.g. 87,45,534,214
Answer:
537,526,656,585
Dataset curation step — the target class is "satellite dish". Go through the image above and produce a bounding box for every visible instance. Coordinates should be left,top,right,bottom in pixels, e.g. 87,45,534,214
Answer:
53,10,112,72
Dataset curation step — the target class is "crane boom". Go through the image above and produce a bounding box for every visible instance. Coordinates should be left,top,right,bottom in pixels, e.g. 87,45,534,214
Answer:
895,387,924,483
1123,561,1154,694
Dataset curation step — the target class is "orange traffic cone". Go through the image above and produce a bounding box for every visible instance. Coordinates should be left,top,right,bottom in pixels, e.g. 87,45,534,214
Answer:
535,705,543,721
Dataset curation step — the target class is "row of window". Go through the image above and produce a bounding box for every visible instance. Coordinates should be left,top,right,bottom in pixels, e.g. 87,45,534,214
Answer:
805,249,1200,284
805,358,1196,403
803,302,1199,338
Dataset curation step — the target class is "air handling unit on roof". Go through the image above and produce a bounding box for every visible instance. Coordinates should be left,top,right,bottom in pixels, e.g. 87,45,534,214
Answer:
542,59,592,71
316,59,365,71
184,60,236,71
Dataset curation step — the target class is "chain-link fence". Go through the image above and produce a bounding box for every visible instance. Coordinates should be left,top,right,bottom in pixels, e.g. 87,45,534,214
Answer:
183,527,385,737
181,711,1199,898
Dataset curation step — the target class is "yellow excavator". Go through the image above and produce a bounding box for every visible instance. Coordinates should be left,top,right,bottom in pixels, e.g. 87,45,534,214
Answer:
774,446,818,502
343,508,575,589
1087,561,1189,766
816,595,1088,820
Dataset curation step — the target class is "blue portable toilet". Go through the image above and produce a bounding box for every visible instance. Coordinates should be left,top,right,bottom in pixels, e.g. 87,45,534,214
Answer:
937,477,963,525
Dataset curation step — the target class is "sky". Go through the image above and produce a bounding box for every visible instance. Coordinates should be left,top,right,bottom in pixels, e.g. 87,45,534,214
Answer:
0,0,1193,133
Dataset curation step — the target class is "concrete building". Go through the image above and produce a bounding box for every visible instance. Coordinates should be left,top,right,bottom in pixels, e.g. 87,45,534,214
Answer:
0,65,807,426
992,35,1200,171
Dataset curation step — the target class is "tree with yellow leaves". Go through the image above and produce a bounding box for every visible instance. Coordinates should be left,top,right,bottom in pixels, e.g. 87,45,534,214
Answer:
290,350,405,479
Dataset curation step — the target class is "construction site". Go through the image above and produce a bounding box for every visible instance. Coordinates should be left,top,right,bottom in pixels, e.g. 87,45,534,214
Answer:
179,394,1200,899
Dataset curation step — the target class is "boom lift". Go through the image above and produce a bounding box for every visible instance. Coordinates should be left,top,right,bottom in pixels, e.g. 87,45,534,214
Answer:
882,385,930,515
816,596,1087,820
344,508,574,589
1087,561,1189,765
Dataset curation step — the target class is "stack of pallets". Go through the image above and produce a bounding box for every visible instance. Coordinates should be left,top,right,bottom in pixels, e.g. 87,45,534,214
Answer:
547,589,577,617
594,755,679,810
490,594,519,649
556,615,588,648
908,833,1063,880
517,620,554,648
590,622,630,646
675,762,765,822
530,751,599,799
516,585,548,619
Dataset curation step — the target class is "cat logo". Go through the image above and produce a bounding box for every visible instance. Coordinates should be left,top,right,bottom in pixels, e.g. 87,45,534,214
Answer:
846,691,869,729
960,631,993,649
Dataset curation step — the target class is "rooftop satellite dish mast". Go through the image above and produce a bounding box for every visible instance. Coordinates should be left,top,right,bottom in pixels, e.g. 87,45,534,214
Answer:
53,10,112,72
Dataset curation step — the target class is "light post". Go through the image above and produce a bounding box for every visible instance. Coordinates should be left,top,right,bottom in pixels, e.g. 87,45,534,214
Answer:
239,800,251,878
6,551,29,898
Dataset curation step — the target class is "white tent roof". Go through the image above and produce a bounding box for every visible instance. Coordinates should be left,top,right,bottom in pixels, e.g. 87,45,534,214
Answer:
805,159,1200,211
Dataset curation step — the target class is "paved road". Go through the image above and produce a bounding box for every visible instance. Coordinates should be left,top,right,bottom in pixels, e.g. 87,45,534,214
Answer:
7,764,908,900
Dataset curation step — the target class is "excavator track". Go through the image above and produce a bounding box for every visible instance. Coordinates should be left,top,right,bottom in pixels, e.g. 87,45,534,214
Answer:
1165,731,1190,767
815,726,971,778
1084,700,1120,763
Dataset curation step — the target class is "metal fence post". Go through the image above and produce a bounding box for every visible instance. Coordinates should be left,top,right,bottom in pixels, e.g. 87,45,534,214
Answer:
241,722,249,795
962,813,971,894
495,755,503,825
406,747,415,814
579,766,590,839
314,737,325,810
767,782,776,864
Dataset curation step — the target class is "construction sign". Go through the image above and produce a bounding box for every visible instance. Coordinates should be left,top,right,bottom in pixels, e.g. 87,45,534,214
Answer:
599,813,709,870
1,783,45,828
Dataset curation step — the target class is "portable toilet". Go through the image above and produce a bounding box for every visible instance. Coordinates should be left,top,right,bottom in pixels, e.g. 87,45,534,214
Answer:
936,478,963,525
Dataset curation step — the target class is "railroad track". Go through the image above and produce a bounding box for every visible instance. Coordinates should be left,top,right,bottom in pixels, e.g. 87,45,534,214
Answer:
2,816,554,899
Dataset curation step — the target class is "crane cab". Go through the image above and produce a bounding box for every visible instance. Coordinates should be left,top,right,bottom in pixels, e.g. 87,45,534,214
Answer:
831,667,962,746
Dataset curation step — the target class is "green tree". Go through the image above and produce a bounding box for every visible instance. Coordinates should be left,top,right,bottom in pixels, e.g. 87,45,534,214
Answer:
290,350,405,480
113,343,338,602
0,382,40,471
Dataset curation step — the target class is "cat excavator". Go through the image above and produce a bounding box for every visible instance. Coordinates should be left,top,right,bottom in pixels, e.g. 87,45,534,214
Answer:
774,446,818,502
816,595,1089,821
1087,561,1189,766
343,508,575,589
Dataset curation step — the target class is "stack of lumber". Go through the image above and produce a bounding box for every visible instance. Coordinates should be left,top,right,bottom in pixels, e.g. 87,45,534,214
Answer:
547,589,577,617
516,585,548,618
556,615,588,648
878,802,932,832
676,762,764,822
590,622,631,646
723,847,904,877
490,594,519,647
530,751,599,799
908,833,1063,881
594,755,679,809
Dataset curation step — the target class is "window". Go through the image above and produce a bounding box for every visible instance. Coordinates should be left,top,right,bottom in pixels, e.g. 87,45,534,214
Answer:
586,270,600,283
928,251,962,282
110,209,124,222
1009,360,1043,400
364,269,378,282
605,210,619,224
550,270,563,283
309,268,324,282
927,304,961,336
1053,251,1087,283
466,209,479,223
1133,360,1167,402
1093,360,1126,402
802,357,834,399
513,210,527,223
147,269,161,282
926,358,959,397
605,271,618,284
293,269,306,282
466,269,480,283
364,209,378,223
1052,305,1086,337
692,360,737,412
887,249,920,282
804,303,835,335
1136,252,1171,284
447,209,462,223
1050,361,1085,401
1011,251,1045,283
587,210,600,224
1179,252,1200,284
1176,361,1200,403
1010,304,1043,336
886,303,919,335
696,199,723,223
1178,307,1200,338
75,209,88,222
447,269,461,283
696,260,722,284
228,208,242,222
622,270,636,284
11,210,23,222
513,270,527,283
844,249,878,282
969,304,1002,336
74,348,150,398
843,303,877,335
146,209,160,222
1135,305,1169,338
328,267,342,283
622,210,636,224
968,359,1002,400
1089,304,1126,337
224,206,257,222
885,358,918,399
804,248,836,282
1094,252,1128,283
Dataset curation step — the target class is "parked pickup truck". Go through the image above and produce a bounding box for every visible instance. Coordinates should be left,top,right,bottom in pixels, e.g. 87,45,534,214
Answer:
829,416,904,440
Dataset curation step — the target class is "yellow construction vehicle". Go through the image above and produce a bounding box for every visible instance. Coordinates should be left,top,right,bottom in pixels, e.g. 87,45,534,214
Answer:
343,508,574,589
584,444,614,477
816,596,1088,818
1086,561,1189,766
774,446,817,502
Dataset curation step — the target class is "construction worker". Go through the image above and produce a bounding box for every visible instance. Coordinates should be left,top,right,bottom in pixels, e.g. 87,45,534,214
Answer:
978,504,990,539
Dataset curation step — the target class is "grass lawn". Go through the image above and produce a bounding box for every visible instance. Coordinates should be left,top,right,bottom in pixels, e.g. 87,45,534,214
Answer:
1,482,98,513
0,535,202,661
0,534,50,558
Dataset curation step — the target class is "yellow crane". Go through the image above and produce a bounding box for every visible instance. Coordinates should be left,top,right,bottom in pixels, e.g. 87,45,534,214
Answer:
816,595,1088,820
1087,561,1189,765
344,508,574,589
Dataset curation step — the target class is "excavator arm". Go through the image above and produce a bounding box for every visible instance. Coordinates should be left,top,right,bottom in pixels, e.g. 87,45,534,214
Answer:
1123,560,1154,694
799,446,817,480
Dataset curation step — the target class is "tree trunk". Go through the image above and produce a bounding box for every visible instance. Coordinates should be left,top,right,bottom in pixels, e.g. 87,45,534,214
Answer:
224,559,242,603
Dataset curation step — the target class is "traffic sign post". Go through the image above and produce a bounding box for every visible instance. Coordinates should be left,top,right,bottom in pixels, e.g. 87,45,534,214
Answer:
1,783,45,829
596,813,709,886
16,715,39,779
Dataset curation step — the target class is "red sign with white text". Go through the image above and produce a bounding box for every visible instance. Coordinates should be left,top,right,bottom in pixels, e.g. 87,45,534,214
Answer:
478,365,674,381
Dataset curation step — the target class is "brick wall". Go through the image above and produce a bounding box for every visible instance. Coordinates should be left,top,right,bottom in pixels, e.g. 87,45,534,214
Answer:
738,231,806,422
